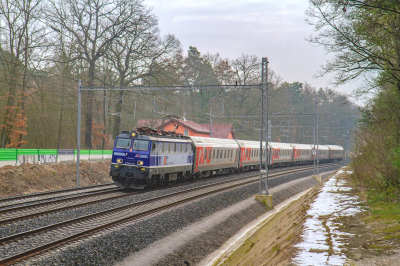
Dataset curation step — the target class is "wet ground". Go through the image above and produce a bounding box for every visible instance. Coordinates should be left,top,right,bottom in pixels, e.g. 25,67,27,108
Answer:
292,169,361,265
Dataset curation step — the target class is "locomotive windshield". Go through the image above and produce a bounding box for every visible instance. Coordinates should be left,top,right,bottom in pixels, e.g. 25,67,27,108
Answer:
133,140,149,151
115,138,132,149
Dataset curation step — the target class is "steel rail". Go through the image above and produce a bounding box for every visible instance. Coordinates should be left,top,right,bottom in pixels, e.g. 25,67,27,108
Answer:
0,187,124,219
0,163,342,243
0,163,340,225
0,164,341,265
0,187,120,210
0,163,342,225
0,183,116,205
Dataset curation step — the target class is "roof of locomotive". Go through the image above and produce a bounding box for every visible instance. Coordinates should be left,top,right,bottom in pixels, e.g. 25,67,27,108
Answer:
116,129,192,143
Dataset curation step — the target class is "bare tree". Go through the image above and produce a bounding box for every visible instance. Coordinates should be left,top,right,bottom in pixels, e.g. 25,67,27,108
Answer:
0,0,48,147
306,0,400,94
47,0,143,148
106,5,181,137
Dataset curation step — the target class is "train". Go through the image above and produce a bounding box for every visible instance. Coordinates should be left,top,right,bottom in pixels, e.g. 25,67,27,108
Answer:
110,128,344,189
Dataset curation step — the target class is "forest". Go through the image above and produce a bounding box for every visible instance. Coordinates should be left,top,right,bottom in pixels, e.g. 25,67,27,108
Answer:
307,0,400,195
0,0,359,150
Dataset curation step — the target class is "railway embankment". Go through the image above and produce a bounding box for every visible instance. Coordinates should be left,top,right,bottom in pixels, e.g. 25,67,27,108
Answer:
211,167,400,266
0,160,111,198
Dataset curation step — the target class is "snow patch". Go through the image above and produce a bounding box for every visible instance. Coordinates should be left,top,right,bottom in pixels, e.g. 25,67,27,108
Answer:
292,169,361,265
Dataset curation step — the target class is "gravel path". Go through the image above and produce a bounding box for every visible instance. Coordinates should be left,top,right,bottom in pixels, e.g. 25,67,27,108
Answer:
15,165,340,266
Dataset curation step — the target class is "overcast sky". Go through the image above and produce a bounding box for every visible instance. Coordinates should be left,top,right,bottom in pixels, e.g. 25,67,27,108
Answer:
145,0,362,102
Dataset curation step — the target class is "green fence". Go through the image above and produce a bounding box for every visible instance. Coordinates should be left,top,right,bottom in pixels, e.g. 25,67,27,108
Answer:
0,149,113,164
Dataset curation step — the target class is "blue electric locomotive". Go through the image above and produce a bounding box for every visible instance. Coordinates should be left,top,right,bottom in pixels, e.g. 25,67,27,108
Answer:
110,130,193,189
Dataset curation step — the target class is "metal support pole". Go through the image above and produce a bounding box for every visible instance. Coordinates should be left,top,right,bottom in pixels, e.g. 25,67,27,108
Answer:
265,59,269,195
268,120,271,142
316,100,319,175
153,95,155,117
209,111,212,137
346,116,349,164
260,57,269,195
313,99,316,175
134,101,136,117
77,79,81,188
259,89,264,195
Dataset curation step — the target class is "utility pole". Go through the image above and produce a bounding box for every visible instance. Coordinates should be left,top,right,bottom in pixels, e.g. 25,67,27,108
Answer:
345,116,359,164
268,120,271,142
313,99,316,175
259,57,269,195
316,100,319,175
346,116,349,164
77,79,81,187
209,110,212,137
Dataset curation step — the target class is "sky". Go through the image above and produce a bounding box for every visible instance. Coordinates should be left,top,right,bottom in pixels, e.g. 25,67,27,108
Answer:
145,0,363,103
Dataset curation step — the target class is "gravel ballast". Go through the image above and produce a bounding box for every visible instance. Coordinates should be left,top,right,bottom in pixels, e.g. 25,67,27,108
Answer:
16,165,341,265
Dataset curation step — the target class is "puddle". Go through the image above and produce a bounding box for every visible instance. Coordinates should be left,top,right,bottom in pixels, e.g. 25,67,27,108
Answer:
292,169,361,265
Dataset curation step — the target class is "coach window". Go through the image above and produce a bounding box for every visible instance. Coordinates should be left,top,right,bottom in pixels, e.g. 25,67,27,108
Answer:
220,149,223,159
168,143,171,153
205,149,208,160
213,149,215,159
216,150,219,159
209,149,211,159
231,150,233,158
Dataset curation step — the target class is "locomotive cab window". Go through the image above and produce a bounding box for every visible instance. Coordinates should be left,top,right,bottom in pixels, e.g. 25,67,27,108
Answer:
133,140,149,151
115,138,131,149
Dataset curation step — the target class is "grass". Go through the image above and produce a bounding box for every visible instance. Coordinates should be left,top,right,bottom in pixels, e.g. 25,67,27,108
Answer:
359,184,400,242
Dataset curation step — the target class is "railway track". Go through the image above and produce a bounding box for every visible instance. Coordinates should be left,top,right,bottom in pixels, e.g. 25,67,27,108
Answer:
0,183,117,209
0,163,340,225
0,163,342,265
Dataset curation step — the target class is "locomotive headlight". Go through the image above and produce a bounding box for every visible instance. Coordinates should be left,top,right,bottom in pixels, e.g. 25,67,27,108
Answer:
137,161,143,165
117,158,123,164
131,132,136,137
141,168,145,171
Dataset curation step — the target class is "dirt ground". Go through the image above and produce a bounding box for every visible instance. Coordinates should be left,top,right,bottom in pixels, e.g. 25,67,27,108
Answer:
0,160,112,198
218,182,322,266
219,168,400,266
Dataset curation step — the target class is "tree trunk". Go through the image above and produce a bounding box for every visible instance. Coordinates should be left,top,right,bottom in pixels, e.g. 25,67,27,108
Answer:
113,77,125,138
85,62,95,149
